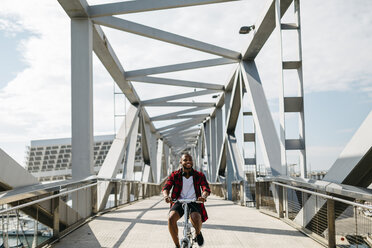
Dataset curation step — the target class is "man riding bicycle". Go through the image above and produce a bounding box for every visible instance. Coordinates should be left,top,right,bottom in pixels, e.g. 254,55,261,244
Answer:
162,153,210,248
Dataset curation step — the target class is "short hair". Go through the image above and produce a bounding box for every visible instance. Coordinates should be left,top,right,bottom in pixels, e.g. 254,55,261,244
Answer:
180,152,193,160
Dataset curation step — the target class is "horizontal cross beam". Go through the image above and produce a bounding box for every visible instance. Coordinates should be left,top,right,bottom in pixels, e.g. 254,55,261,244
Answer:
141,89,220,105
131,76,225,90
126,58,236,78
92,16,241,60
89,0,239,17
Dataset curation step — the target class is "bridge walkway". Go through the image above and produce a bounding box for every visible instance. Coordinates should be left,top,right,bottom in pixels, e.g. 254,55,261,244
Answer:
53,195,323,248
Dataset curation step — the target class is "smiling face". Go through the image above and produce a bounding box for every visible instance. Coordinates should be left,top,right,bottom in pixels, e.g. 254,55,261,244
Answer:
180,154,193,170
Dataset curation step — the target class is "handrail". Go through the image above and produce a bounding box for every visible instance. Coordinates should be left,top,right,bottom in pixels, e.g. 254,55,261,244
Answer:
272,182,372,211
259,175,372,202
0,182,98,215
0,177,97,205
0,177,166,208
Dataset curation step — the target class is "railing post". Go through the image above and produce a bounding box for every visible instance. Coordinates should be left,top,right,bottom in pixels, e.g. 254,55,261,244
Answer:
284,187,288,218
240,181,244,206
91,183,98,214
52,192,60,239
142,183,145,199
135,182,139,200
255,182,260,209
327,199,336,248
278,185,284,218
127,182,131,202
114,181,118,207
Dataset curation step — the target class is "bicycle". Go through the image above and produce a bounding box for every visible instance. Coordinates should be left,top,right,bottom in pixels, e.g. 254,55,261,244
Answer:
174,199,203,248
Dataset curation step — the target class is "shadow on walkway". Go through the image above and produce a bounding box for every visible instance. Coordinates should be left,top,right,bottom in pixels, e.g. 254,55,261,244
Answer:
98,215,304,238
112,199,163,248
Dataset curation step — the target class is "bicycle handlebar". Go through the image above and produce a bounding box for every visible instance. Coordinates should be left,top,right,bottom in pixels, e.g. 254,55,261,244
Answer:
173,198,204,204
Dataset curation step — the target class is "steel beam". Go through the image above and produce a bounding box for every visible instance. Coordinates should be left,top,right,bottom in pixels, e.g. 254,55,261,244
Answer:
131,76,225,90
71,18,94,179
93,17,241,60
97,105,139,210
126,58,236,78
151,114,209,121
156,139,164,183
147,102,215,107
158,118,205,132
150,107,209,121
241,0,293,60
141,90,221,105
122,118,140,180
89,0,239,17
241,61,283,176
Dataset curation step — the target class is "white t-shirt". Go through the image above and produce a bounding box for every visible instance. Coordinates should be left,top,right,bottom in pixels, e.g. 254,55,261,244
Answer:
180,176,196,200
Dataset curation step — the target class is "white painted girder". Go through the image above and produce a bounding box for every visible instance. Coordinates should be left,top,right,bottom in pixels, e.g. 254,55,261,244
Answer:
150,107,209,121
97,105,140,210
241,61,283,176
92,16,241,60
71,18,94,179
122,117,140,180
126,58,236,78
89,0,239,17
141,89,221,105
151,114,209,121
158,118,205,132
131,76,225,90
147,102,215,107
241,0,293,60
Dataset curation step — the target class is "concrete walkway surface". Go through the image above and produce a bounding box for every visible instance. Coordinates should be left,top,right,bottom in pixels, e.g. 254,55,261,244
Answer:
53,195,324,248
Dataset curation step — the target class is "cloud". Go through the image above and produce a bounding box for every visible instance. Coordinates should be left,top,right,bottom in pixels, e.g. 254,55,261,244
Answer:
0,0,371,167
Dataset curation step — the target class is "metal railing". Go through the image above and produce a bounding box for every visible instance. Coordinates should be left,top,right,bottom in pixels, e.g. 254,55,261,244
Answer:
209,181,245,206
255,177,372,248
0,177,164,248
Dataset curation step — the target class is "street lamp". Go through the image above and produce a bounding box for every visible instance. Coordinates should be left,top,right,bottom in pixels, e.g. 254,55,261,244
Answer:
239,25,255,34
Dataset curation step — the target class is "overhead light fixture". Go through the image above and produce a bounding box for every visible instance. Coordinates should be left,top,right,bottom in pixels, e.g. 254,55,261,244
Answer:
239,25,255,34
212,94,219,98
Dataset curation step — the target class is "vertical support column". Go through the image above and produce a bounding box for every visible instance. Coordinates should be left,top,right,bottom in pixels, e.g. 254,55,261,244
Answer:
71,18,94,179
216,108,223,179
204,121,212,181
275,0,287,176
123,117,139,180
226,142,234,200
156,139,164,183
295,0,307,178
327,199,336,248
164,143,170,177
210,117,217,182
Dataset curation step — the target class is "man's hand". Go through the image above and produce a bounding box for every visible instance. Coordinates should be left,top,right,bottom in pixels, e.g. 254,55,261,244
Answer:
164,196,172,203
197,196,206,203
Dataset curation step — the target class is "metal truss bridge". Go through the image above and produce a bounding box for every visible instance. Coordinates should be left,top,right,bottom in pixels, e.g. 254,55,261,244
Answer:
1,0,372,247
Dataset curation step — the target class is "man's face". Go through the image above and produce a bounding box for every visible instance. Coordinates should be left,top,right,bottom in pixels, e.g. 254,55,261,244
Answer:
180,154,193,170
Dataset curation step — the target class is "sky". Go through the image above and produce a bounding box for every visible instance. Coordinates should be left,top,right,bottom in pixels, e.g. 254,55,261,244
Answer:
0,0,371,172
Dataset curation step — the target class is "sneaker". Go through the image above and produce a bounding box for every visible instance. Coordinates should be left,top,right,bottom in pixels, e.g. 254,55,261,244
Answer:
196,232,204,246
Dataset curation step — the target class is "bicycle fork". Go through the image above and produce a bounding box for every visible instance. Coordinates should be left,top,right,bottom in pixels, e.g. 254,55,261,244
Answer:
181,204,193,248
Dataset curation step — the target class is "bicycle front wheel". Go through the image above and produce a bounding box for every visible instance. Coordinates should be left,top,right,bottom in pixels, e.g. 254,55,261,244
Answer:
181,240,188,248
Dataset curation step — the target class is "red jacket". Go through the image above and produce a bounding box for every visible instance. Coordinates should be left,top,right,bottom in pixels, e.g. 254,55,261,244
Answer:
162,168,211,222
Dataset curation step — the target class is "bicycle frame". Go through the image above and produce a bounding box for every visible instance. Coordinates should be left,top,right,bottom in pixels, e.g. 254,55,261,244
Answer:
175,199,202,248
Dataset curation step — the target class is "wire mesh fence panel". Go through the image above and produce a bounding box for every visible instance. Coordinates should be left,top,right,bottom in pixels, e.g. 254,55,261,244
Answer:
334,202,372,247
306,195,328,239
259,182,276,213
1,206,53,248
286,188,305,220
